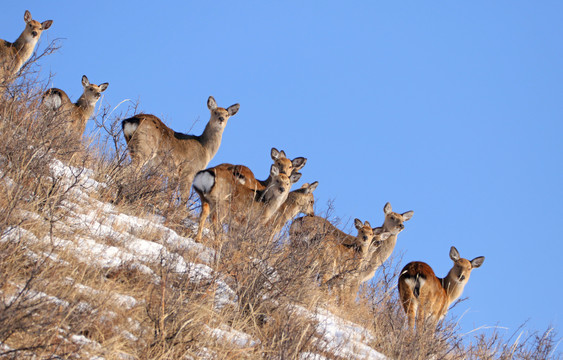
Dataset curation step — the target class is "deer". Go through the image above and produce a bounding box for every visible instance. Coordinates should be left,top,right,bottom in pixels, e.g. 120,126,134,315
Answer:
192,164,301,242
0,10,53,86
215,148,306,191
268,181,318,239
42,75,109,138
355,202,414,283
289,216,378,285
323,202,413,303
121,96,239,198
398,246,485,329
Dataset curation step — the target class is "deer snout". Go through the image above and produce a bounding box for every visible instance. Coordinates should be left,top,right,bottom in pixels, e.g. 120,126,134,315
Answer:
218,116,225,122
278,186,286,193
399,224,405,230
31,31,38,37
459,274,466,281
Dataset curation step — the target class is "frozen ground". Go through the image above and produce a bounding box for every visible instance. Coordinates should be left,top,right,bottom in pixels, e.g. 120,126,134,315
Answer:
0,159,387,359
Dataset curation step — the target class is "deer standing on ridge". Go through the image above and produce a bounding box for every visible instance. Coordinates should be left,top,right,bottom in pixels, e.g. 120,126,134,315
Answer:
289,216,378,285
324,202,413,303
42,75,109,138
193,164,301,242
121,96,239,199
0,10,53,86
398,246,485,329
268,181,318,239
355,202,414,283
215,148,306,191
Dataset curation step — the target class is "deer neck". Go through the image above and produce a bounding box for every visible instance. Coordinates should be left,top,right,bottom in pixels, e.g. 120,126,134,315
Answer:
355,234,397,283
12,32,38,64
275,196,298,225
261,192,289,223
75,95,96,119
372,233,397,264
198,121,224,159
441,271,466,305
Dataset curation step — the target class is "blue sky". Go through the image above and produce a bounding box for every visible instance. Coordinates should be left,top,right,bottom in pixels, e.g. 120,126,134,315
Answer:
5,1,562,340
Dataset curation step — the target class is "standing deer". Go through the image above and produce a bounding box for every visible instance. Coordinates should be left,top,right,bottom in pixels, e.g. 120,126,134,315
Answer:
268,182,319,239
323,202,413,303
398,246,485,329
356,202,414,283
42,75,109,138
0,10,53,86
289,216,378,285
193,164,301,242
121,96,239,198
215,148,306,191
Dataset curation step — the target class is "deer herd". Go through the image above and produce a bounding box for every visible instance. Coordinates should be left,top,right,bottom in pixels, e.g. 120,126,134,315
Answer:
1,10,485,331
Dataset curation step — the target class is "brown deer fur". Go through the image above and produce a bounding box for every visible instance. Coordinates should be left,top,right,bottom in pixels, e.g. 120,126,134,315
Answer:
0,10,53,86
214,148,306,191
268,182,318,239
193,164,301,242
43,75,108,138
290,216,377,284
121,96,239,198
398,246,484,329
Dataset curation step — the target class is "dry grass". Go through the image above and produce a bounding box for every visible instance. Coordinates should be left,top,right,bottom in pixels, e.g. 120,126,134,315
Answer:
0,51,560,360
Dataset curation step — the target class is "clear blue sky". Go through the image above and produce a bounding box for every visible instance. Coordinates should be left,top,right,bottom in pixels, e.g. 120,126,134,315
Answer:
5,1,562,340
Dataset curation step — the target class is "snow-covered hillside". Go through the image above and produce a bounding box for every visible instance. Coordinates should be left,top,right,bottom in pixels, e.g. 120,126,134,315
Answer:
0,158,387,359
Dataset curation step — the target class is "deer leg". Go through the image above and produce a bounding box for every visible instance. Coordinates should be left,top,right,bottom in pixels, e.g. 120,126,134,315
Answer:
196,202,210,242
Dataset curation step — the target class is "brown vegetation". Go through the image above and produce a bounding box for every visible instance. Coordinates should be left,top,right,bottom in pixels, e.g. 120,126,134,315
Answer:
0,52,559,360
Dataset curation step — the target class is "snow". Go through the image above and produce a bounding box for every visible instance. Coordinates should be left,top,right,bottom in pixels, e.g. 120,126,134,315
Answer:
294,306,388,360
207,324,260,348
0,158,388,359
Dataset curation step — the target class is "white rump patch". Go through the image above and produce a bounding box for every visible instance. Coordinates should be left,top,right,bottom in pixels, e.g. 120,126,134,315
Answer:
404,277,417,289
43,93,62,110
193,171,215,194
122,122,139,137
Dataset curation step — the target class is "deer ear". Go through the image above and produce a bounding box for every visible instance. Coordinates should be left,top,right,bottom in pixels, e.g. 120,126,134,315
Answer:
402,210,414,221
364,220,371,228
354,218,363,230
24,10,32,23
41,20,53,30
449,246,460,261
289,172,302,183
227,103,240,116
300,183,309,189
207,96,217,110
99,83,109,92
471,256,485,269
270,164,279,177
271,148,280,160
308,181,318,192
384,202,392,214
291,157,307,171
379,232,391,241
81,75,90,87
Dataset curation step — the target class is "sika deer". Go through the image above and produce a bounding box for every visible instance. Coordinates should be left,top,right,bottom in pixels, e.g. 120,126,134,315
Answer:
43,75,109,138
289,216,377,284
121,96,239,198
398,246,485,329
193,164,301,242
268,181,318,239
0,10,53,86
323,202,413,303
214,147,306,191
356,202,414,283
